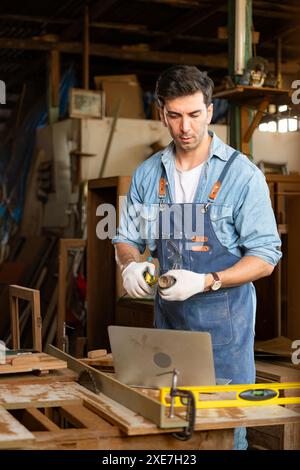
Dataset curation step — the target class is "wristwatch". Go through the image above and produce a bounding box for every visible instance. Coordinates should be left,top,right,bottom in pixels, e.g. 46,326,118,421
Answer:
210,272,222,291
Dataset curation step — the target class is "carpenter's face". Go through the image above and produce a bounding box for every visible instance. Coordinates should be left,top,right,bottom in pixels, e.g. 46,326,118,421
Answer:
160,91,213,152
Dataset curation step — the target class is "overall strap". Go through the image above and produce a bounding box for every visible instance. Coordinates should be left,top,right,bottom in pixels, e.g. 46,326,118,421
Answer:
158,162,169,207
207,150,240,204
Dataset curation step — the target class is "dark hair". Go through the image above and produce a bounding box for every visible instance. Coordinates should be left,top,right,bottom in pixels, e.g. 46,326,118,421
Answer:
155,65,214,108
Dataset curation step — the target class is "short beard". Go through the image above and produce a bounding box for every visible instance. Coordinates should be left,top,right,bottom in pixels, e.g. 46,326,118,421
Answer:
175,130,206,152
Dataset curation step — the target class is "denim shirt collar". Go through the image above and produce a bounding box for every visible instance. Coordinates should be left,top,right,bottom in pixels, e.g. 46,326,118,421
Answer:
160,131,230,201
161,130,229,168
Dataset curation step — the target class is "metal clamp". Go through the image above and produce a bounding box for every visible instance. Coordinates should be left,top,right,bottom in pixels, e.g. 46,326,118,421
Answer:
158,368,196,441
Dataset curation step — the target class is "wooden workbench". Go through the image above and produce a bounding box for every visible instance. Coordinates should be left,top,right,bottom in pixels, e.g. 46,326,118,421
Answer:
0,371,299,450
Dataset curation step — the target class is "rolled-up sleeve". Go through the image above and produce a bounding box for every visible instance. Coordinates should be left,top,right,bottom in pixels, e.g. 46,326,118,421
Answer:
112,170,146,254
234,170,282,266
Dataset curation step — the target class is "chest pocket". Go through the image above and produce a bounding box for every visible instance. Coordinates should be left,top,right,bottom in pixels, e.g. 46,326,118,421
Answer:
210,204,234,246
140,204,159,240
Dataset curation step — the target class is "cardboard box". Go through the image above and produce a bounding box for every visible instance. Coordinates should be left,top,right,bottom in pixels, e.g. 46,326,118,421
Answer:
94,74,145,119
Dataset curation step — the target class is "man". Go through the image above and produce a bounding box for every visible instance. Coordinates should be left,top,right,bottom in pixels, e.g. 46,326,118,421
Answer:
112,65,281,449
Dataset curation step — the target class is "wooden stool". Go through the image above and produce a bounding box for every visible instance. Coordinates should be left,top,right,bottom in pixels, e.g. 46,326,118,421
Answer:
9,285,42,352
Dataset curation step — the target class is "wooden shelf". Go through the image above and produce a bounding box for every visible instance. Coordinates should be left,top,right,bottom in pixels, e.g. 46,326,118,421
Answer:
213,86,292,156
213,85,292,107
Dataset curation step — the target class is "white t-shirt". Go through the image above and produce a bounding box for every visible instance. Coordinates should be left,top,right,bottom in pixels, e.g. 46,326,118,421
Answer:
174,162,204,203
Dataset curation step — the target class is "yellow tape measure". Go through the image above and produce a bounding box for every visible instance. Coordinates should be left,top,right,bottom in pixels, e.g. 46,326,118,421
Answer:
160,382,300,409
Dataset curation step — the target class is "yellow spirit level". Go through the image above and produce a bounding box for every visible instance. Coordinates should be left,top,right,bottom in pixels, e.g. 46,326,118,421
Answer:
160,382,300,409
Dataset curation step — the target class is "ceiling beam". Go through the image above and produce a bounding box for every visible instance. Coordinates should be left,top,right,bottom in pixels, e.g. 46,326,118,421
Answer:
253,9,300,19
150,4,223,49
0,36,227,67
137,0,200,8
0,36,299,73
62,0,119,41
0,14,225,45
0,14,73,24
254,1,300,15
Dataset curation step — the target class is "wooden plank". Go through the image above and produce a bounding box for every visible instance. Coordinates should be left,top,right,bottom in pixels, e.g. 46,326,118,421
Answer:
11,355,39,365
25,427,233,450
0,406,35,449
191,405,300,431
283,419,300,449
256,360,300,383
0,352,67,374
32,290,42,352
266,174,300,184
82,3,89,90
79,353,113,367
50,49,60,107
24,407,60,432
255,337,294,358
87,349,107,359
9,294,20,350
214,85,292,106
0,368,77,386
9,285,37,302
0,383,82,409
60,404,116,431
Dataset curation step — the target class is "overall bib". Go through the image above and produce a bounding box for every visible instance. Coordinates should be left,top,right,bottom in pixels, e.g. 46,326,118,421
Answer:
154,150,256,386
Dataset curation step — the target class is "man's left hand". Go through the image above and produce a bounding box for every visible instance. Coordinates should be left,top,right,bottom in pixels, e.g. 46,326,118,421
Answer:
159,269,206,301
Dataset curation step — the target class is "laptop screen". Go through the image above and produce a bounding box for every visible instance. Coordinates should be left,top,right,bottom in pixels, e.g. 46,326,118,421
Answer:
108,325,216,388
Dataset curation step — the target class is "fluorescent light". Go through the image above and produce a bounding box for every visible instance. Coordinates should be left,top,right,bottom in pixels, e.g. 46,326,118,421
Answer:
278,105,288,112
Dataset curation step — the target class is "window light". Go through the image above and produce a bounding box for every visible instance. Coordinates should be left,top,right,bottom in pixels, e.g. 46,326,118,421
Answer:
267,121,277,132
288,118,298,132
278,118,288,133
259,123,268,132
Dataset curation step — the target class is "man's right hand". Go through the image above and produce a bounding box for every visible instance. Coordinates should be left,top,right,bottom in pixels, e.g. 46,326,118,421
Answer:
122,261,156,298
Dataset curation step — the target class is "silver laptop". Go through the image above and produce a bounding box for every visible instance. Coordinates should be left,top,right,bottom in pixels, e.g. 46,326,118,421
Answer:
108,325,216,388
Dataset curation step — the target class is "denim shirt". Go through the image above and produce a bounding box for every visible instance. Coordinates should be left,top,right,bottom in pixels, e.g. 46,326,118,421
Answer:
112,131,282,267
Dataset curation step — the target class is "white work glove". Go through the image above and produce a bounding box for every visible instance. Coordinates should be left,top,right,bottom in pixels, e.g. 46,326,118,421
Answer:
122,261,156,298
159,269,205,301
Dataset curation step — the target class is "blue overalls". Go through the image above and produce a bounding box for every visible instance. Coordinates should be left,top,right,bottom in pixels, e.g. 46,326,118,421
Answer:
154,150,255,448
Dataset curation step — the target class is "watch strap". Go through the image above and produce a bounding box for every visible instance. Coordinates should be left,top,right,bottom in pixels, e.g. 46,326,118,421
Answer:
211,272,220,282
